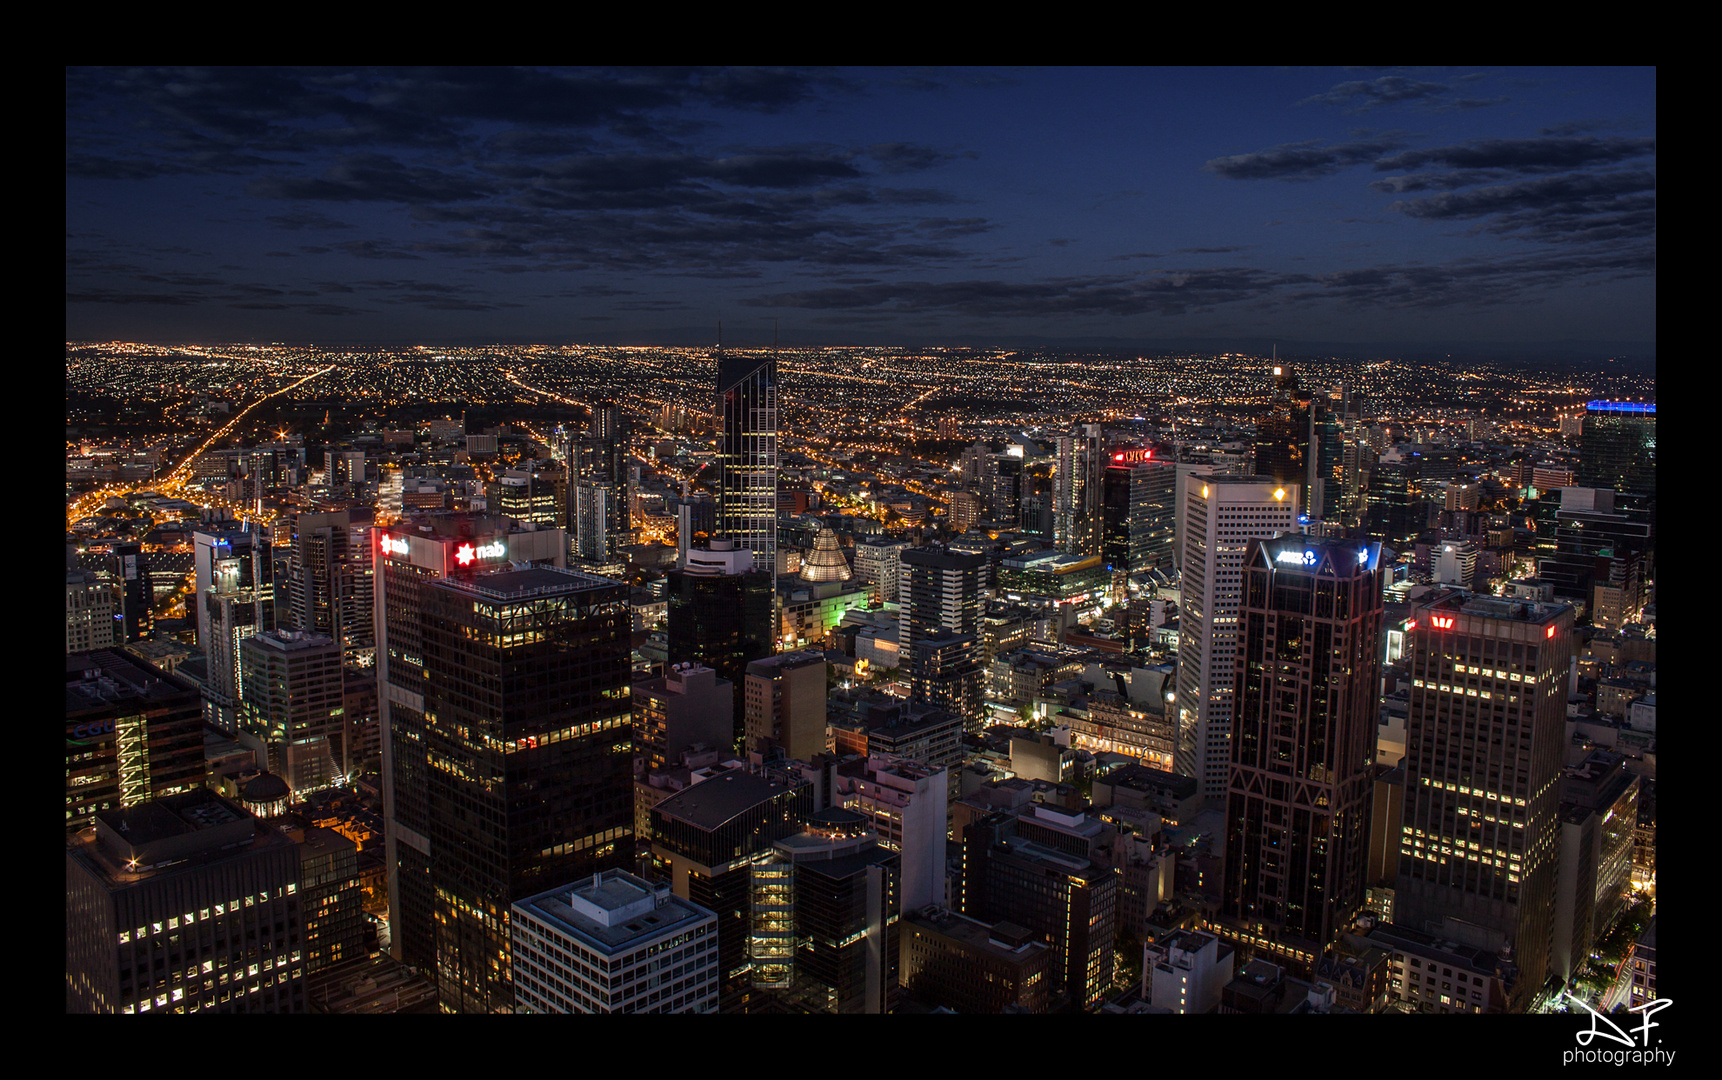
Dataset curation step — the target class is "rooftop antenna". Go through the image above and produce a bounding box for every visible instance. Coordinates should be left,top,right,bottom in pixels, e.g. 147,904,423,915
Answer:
717,320,722,352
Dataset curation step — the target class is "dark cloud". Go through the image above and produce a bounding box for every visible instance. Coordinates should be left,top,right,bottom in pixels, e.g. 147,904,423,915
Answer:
1299,76,1451,111
1369,169,1512,194
247,153,495,203
1389,169,1657,243
264,211,356,230
866,142,972,174
1205,138,1405,181
1374,136,1655,174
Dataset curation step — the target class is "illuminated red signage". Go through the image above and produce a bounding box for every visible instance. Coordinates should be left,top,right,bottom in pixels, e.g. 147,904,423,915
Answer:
1108,447,1154,464
1404,619,1416,632
1431,615,1455,630
1546,625,1556,638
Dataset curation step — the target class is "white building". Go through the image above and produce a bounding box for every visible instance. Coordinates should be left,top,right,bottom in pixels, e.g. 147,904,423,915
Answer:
1144,928,1235,1014
853,537,910,606
66,570,118,653
835,755,948,911
512,869,719,1014
1173,476,1299,806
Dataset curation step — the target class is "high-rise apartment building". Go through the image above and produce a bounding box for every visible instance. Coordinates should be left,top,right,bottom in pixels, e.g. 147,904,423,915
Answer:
1054,423,1103,557
66,650,204,831
237,629,347,796
66,569,119,653
286,508,374,663
743,650,827,760
66,789,305,1014
1221,537,1386,970
853,536,910,606
1175,476,1300,807
716,352,777,579
633,662,734,773
898,546,985,726
194,528,274,729
1395,590,1573,1012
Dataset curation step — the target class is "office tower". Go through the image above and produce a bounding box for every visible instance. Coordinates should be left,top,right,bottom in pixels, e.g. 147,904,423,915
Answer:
959,809,1117,1008
1256,366,1313,488
910,628,983,723
1175,476,1300,807
109,540,152,643
666,541,775,738
287,508,374,663
1578,401,1655,507
744,650,827,760
1101,448,1176,575
512,869,720,1014
1538,487,1651,618
1364,460,1423,548
194,528,274,729
672,493,718,565
1434,540,1480,590
1551,749,1639,986
900,907,1053,1013
988,454,1023,523
833,756,948,912
749,809,900,1013
325,449,366,487
650,768,814,1008
1395,590,1573,1012
571,479,615,562
67,569,118,653
1221,537,1386,969
66,651,204,831
1054,423,1103,557
634,663,734,773
949,489,983,533
237,629,347,795
853,536,910,606
716,352,778,579
372,515,569,972
1308,398,1346,523
570,405,630,558
492,468,563,530
405,566,635,1013
66,789,305,1014
281,822,366,973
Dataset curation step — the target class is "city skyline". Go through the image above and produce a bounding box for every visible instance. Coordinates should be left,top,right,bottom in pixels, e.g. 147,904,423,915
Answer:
68,66,1654,357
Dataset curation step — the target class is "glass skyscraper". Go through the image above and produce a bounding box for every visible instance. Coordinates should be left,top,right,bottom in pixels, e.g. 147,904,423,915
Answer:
716,352,778,579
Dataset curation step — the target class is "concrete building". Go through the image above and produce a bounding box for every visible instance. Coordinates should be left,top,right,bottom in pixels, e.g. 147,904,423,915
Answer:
852,536,910,607
833,755,948,912
512,869,718,1014
66,651,204,832
66,569,119,653
633,663,733,773
1396,590,1574,1012
193,528,274,729
238,629,347,796
66,789,305,1014
1175,475,1300,806
744,650,827,761
900,906,1052,1013
1143,929,1235,1014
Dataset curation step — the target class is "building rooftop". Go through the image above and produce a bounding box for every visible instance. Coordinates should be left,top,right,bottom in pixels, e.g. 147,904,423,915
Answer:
67,650,197,714
433,564,621,600
516,869,714,956
650,768,799,831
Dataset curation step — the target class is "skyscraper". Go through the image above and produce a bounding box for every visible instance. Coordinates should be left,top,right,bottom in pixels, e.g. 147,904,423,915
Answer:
1175,476,1300,807
1256,366,1312,488
372,516,569,975
1101,448,1176,575
237,629,347,795
666,541,775,740
194,528,273,730
286,508,374,663
66,650,204,831
1395,590,1573,1012
412,565,635,1013
898,546,985,726
716,352,777,580
1577,401,1655,505
1222,536,1386,970
1054,423,1103,557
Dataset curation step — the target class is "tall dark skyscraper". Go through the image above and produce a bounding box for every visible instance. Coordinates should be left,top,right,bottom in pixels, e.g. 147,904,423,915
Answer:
898,546,985,726
109,540,152,644
372,516,569,983
1221,536,1386,971
666,541,775,741
194,528,274,729
287,508,374,663
1255,366,1312,488
1577,401,1655,500
716,352,778,579
1395,590,1573,1012
1054,424,1103,557
412,565,634,1013
569,400,630,562
1101,448,1176,574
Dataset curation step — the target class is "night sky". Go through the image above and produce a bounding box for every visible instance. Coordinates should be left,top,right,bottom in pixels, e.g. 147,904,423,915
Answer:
66,67,1656,355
